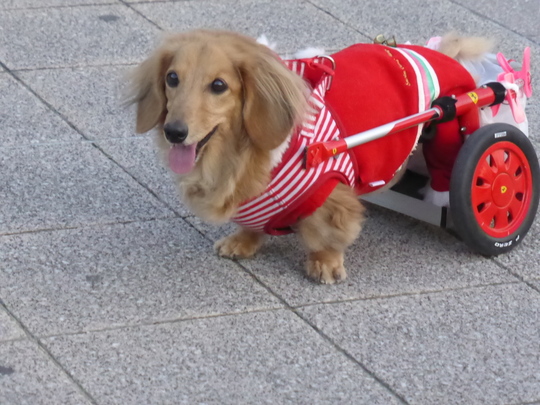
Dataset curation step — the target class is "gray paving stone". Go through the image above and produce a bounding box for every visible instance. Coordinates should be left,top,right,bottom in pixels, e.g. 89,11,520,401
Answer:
495,215,540,280
0,339,92,405
185,204,517,306
311,0,536,58
0,309,25,342
42,310,401,405
530,279,540,291
1,0,113,9
0,142,172,234
97,137,191,215
300,283,540,405
0,219,282,336
0,73,82,147
452,0,540,44
133,0,368,54
0,5,159,70
527,99,540,145
18,66,137,140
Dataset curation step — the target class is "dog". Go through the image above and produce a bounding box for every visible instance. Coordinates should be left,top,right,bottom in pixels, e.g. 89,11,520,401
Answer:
129,30,491,284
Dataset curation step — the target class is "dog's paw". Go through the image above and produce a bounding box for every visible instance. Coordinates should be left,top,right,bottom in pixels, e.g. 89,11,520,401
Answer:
306,251,347,284
214,230,264,259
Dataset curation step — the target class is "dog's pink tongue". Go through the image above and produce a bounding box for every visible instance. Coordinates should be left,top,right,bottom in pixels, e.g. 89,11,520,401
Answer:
169,144,197,174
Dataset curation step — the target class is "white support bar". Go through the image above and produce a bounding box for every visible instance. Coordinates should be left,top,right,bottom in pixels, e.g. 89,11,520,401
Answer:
361,189,448,228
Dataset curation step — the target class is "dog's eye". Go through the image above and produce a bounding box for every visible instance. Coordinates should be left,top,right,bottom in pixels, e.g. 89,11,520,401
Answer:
166,71,179,88
210,78,228,94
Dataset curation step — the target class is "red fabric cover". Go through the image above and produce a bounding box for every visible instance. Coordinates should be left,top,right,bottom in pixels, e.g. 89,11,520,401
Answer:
325,44,477,193
264,177,340,235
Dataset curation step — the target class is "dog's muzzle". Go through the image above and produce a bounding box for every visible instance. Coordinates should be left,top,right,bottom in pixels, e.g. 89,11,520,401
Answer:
164,121,189,144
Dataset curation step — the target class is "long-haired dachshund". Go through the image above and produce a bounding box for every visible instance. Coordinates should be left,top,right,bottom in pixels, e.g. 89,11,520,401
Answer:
129,30,491,284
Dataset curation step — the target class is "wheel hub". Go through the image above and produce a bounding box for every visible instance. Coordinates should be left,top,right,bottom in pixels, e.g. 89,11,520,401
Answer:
471,142,532,238
492,173,514,207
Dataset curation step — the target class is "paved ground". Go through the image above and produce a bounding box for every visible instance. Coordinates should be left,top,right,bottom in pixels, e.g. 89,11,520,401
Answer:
1,0,540,404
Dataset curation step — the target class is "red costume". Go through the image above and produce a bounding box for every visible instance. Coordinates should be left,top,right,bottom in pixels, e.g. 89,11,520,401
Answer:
232,43,478,234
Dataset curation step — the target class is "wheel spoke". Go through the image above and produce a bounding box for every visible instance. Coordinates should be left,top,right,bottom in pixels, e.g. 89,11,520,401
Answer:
513,171,527,193
506,152,522,176
509,197,525,219
477,202,497,227
494,208,509,228
472,185,492,205
491,149,507,172
476,159,497,184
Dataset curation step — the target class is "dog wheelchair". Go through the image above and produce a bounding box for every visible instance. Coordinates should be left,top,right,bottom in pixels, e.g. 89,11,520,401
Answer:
291,45,539,256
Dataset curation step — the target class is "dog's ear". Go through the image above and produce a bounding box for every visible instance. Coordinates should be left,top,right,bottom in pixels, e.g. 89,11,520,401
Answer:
129,47,173,133
240,48,308,150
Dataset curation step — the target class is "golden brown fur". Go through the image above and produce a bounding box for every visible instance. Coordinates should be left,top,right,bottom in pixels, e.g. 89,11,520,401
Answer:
130,30,488,284
130,30,308,222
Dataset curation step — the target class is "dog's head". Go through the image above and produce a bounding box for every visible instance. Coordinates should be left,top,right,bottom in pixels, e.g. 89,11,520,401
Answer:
129,30,308,175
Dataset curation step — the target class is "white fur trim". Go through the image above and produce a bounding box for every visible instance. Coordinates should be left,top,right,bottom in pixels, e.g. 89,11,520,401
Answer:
293,47,326,59
269,134,292,169
256,34,277,51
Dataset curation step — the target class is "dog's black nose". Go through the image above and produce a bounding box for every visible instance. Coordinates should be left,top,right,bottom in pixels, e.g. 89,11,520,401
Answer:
164,121,189,144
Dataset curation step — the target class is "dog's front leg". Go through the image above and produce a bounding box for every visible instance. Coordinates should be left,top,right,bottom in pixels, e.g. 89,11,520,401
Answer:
214,228,266,259
297,183,365,284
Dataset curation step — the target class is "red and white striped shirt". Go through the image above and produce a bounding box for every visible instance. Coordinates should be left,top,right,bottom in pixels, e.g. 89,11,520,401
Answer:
232,58,356,235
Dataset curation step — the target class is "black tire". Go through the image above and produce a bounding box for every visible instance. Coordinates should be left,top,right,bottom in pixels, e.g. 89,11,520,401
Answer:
450,123,540,256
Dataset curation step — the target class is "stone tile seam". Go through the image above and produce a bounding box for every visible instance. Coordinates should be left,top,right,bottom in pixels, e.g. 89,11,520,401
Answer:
293,279,523,310
120,0,217,4
1,2,119,12
0,136,157,152
0,300,99,405
177,218,410,404
0,61,90,142
10,62,139,72
34,307,287,340
89,142,183,217
507,400,540,405
0,2,162,72
311,0,539,48
290,307,410,405
0,59,183,222
0,216,179,238
491,258,540,295
4,44,343,71
153,212,530,318
306,0,372,42
0,138,148,151
290,278,537,405
118,0,164,31
447,0,540,47
0,140,94,151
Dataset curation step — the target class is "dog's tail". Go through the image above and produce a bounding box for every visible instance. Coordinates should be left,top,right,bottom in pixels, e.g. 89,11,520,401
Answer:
438,32,493,60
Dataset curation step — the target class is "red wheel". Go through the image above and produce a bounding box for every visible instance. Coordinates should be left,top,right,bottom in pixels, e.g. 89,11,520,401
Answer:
450,123,539,256
471,141,533,238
